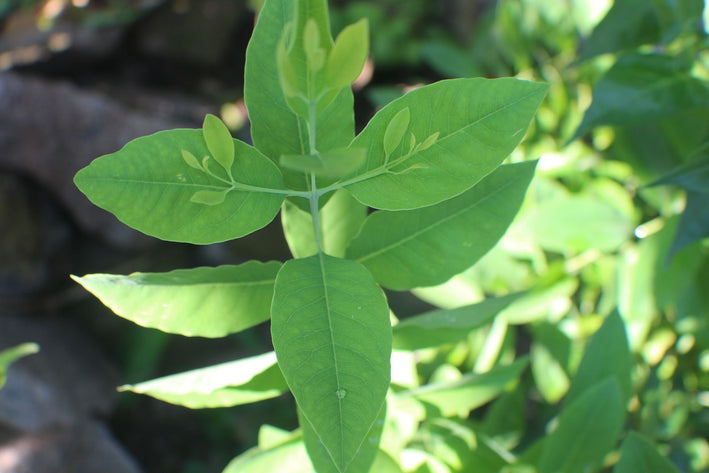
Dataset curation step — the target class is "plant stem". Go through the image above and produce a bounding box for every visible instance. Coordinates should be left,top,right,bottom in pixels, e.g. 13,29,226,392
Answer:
307,102,324,253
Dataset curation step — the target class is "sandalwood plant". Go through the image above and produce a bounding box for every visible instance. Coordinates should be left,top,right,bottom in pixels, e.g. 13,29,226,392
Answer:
72,0,546,471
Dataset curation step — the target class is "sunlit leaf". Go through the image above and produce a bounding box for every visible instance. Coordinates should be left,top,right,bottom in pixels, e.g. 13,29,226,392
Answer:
72,261,281,338
120,351,287,408
346,162,536,290
74,129,285,244
325,18,369,89
343,78,547,210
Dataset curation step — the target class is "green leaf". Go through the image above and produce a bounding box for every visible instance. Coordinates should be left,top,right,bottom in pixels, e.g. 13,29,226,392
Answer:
613,432,681,473
72,261,281,338
346,161,536,290
119,351,287,409
565,312,633,407
181,149,203,170
401,358,528,417
271,254,391,473
301,402,388,473
343,78,547,210
202,114,235,173
648,144,709,193
668,191,709,258
325,18,369,89
74,129,285,245
392,293,523,350
282,189,367,259
280,148,366,178
538,378,625,473
522,193,634,254
579,0,661,60
244,0,355,192
0,343,40,389
223,428,314,473
383,107,410,159
574,53,709,139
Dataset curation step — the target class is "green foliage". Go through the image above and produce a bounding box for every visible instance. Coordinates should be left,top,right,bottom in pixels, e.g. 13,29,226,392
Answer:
71,0,709,471
0,343,39,389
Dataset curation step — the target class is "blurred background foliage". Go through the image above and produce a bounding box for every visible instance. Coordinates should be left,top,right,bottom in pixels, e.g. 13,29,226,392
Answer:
1,0,708,472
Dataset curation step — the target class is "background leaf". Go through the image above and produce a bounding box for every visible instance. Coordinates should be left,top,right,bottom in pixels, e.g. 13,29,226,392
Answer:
74,129,285,244
346,161,536,290
574,53,709,139
344,78,547,210
0,343,40,389
613,431,681,473
392,293,523,350
72,261,281,338
271,255,391,473
120,351,287,409
538,378,625,473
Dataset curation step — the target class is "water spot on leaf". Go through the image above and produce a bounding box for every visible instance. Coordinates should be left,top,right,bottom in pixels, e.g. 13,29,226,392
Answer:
335,389,347,399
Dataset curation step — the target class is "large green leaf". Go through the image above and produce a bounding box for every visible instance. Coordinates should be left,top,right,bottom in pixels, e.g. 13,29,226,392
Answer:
574,53,709,139
120,351,287,408
342,78,547,210
282,189,367,258
392,293,522,350
74,129,285,245
565,311,633,406
346,161,536,290
271,254,391,473
400,358,528,417
244,0,354,191
72,261,281,338
538,378,625,473
613,432,681,473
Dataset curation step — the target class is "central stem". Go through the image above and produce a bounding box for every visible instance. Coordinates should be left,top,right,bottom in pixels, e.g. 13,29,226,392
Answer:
307,101,324,253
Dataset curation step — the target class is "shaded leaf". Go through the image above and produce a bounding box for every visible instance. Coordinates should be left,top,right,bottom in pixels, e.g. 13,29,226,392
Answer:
0,343,40,389
271,255,391,473
72,261,281,338
613,431,681,473
280,148,366,178
538,379,625,473
120,351,287,409
346,161,536,290
574,53,709,139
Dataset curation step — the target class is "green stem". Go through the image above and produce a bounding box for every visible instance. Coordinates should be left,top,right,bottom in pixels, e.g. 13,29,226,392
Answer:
307,101,324,253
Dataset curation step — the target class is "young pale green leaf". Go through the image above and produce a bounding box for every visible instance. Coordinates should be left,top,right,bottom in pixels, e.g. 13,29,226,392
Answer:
223,427,313,473
303,18,324,71
282,189,367,259
346,161,536,290
271,254,391,473
181,149,203,170
538,378,625,473
383,107,410,159
280,148,366,178
119,351,288,409
565,311,633,407
573,53,709,140
343,78,547,210
613,432,681,473
202,114,235,173
245,0,355,194
190,189,227,205
325,18,369,89
0,343,40,389
72,261,281,338
399,358,528,418
392,293,523,350
74,129,285,244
